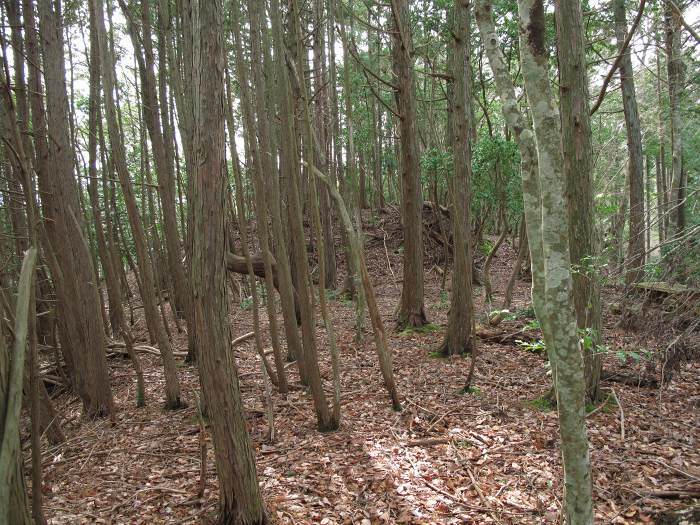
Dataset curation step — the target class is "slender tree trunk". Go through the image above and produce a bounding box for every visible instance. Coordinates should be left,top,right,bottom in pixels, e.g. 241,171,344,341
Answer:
654,31,669,243
86,0,123,339
190,0,267,520
287,0,336,431
232,0,288,393
556,0,602,401
391,0,427,329
613,0,645,285
268,0,305,365
0,249,37,525
665,0,685,235
121,0,191,335
310,164,401,411
92,0,183,409
503,215,528,309
312,0,337,289
439,0,474,356
338,3,366,338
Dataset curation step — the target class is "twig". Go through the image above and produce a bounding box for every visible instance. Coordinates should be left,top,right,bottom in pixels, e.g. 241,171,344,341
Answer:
609,388,625,440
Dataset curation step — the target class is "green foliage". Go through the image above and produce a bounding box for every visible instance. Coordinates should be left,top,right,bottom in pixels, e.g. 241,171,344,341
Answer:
471,136,522,225
478,239,494,256
513,305,536,319
421,147,453,202
614,349,653,364
438,288,449,309
586,393,618,415
239,283,266,311
516,338,547,354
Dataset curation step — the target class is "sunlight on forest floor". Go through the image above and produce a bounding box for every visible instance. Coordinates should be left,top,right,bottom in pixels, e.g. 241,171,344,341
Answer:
31,216,700,524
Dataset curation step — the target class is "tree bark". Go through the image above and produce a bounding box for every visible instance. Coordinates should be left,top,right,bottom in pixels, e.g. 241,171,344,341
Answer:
190,0,267,520
613,0,646,285
391,0,427,329
91,0,183,409
439,0,475,356
517,0,593,520
121,0,191,331
268,0,307,365
37,0,114,417
555,0,602,401
665,0,685,235
0,249,37,525
287,0,337,431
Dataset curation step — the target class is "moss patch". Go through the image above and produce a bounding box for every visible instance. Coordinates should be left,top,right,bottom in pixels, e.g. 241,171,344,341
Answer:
399,322,441,337
526,395,556,412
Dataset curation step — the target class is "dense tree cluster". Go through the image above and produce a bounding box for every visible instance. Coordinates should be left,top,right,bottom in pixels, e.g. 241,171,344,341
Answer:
0,0,697,523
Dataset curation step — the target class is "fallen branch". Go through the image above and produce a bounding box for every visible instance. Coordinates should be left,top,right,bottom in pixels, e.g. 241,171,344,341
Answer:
106,332,255,359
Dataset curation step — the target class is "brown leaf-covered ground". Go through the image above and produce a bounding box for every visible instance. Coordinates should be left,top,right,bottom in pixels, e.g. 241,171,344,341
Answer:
30,212,699,524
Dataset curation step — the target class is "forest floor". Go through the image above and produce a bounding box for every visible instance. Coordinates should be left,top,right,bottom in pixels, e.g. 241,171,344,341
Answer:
30,209,699,524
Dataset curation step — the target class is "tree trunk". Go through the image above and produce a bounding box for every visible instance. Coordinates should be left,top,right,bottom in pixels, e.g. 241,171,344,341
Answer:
0,249,37,525
392,0,427,329
87,0,124,339
37,0,114,417
121,0,192,334
190,0,267,520
665,0,685,235
503,215,528,309
517,0,593,520
286,0,337,432
439,0,475,356
654,33,669,243
312,0,337,289
338,3,366,338
91,0,183,409
268,0,307,365
232,0,288,393
613,0,645,285
555,0,602,401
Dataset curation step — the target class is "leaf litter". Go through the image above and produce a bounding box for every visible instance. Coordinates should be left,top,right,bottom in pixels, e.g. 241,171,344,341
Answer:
27,217,699,524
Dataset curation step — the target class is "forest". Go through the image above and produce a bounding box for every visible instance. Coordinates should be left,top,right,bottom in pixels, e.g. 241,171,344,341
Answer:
0,0,698,523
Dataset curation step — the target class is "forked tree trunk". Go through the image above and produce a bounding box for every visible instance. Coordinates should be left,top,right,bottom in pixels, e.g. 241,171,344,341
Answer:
516,0,593,521
477,0,592,521
37,0,114,418
190,0,267,521
310,165,401,411
391,0,427,329
439,0,475,356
